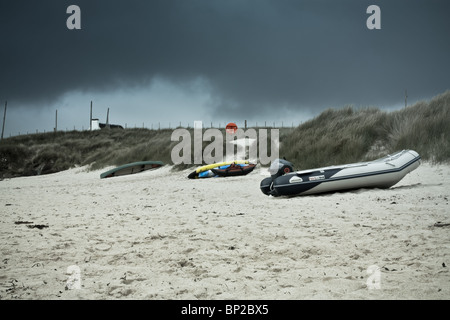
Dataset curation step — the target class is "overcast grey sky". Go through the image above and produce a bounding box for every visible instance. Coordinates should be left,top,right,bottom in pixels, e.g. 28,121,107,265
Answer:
1,0,449,137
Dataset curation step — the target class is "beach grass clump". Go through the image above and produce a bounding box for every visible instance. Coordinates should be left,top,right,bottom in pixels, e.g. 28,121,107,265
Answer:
0,143,32,177
279,90,450,169
387,91,450,163
279,106,389,169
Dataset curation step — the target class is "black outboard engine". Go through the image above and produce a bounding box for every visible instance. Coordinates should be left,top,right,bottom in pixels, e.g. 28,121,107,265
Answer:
269,158,294,179
260,158,294,196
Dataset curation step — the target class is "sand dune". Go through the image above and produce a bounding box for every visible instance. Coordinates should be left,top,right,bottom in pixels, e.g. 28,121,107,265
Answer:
0,162,449,299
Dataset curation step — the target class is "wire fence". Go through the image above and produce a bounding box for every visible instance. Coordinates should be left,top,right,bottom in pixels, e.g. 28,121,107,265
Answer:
5,120,303,138
1,101,305,139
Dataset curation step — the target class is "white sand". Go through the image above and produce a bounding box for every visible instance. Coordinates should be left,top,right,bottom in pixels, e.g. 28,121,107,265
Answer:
0,162,449,300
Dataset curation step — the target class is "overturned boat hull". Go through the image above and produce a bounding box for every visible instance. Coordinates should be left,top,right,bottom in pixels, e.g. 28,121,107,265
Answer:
211,163,256,177
100,161,164,179
187,160,249,179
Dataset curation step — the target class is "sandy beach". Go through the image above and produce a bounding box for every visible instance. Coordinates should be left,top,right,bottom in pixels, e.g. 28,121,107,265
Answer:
0,161,449,300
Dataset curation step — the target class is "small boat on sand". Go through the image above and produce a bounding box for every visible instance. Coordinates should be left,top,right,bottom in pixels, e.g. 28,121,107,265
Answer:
260,150,421,196
211,163,256,177
100,161,164,179
188,160,254,179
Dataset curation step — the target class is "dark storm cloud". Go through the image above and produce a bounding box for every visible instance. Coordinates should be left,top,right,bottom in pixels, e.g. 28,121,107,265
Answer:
1,0,449,115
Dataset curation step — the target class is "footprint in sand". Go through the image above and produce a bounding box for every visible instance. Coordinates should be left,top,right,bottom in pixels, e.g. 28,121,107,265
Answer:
94,243,112,251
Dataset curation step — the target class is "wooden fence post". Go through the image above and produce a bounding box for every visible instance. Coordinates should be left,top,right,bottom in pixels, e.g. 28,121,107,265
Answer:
1,101,7,140
54,109,58,132
90,101,93,131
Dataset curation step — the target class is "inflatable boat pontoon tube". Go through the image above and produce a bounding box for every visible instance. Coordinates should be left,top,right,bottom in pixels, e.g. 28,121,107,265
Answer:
260,150,421,196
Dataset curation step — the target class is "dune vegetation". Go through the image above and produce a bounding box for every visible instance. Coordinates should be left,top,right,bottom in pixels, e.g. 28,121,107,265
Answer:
0,90,449,178
279,90,450,169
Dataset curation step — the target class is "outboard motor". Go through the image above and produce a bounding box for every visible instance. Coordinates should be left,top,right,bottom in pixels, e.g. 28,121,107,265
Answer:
269,158,294,179
260,158,294,196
